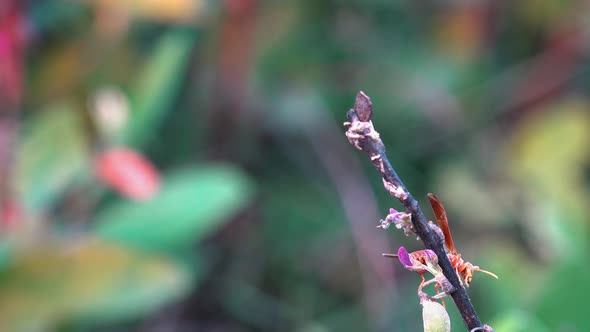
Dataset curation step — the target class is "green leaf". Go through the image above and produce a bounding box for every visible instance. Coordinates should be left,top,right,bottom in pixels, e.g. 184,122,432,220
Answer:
117,28,198,148
422,300,451,332
0,240,192,331
15,101,90,211
96,165,254,252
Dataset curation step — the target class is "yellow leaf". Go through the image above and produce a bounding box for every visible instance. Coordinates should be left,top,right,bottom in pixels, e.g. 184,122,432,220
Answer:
0,239,191,330
93,0,207,24
506,98,590,205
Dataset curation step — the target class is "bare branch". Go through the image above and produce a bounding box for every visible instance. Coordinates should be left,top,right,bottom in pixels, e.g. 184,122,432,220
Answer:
344,91,491,331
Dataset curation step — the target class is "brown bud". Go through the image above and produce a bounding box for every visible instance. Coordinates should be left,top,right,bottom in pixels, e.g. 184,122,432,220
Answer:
354,91,373,122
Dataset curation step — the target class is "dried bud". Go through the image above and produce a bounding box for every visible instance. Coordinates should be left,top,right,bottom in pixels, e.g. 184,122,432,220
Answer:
354,91,373,122
422,300,451,332
378,208,413,234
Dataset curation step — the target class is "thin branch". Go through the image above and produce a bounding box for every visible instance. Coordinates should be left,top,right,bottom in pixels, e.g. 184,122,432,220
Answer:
344,91,491,331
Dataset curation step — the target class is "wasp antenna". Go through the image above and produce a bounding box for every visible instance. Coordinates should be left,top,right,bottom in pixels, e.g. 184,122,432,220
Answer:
382,253,398,258
477,268,499,279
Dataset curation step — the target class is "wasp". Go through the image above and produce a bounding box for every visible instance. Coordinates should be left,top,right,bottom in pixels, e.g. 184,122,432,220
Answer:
426,193,498,286
385,193,498,289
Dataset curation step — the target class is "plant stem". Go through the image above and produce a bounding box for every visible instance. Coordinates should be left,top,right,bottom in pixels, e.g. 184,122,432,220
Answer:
344,91,490,331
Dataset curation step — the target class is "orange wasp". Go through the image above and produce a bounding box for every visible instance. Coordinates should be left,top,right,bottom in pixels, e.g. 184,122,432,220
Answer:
385,193,498,289
426,193,498,286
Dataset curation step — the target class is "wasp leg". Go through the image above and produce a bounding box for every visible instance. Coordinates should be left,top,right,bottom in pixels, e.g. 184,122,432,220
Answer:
455,268,464,287
417,272,427,292
422,277,438,287
418,277,448,307
434,282,446,308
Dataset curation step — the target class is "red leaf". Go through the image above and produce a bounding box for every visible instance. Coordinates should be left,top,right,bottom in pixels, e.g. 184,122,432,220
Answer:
95,147,161,201
0,1,26,108
1,199,21,228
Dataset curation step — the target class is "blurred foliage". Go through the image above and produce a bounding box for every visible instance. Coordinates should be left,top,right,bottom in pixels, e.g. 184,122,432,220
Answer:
0,240,192,331
97,166,253,252
16,102,90,210
1,0,590,331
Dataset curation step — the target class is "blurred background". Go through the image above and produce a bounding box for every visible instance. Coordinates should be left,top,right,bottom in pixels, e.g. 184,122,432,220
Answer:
1,0,589,331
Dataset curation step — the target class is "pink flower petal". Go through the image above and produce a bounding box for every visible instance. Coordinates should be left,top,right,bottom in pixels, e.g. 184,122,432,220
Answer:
397,246,412,267
424,249,439,265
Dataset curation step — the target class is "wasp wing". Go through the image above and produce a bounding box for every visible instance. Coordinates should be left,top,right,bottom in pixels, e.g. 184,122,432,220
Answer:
427,193,457,254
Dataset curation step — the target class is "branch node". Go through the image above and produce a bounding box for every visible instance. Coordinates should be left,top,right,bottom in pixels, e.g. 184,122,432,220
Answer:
382,178,408,200
344,120,374,150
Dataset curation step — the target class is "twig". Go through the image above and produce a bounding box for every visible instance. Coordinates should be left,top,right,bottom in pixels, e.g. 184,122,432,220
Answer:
344,91,490,331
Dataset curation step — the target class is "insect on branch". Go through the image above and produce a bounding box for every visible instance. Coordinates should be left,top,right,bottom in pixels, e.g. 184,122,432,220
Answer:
343,91,492,331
